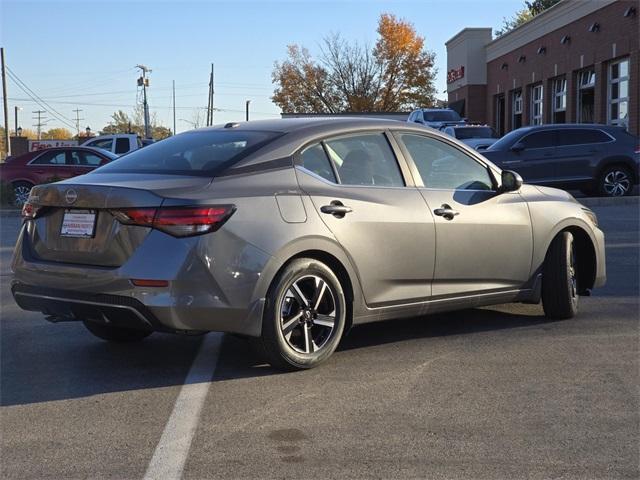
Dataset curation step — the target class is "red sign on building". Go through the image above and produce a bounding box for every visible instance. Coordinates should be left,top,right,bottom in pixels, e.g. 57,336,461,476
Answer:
447,66,465,84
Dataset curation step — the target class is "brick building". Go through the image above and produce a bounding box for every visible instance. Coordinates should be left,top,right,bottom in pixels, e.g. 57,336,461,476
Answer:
446,0,639,136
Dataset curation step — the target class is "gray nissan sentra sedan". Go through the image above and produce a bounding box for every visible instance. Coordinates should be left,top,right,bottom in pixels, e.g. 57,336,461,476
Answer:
11,118,606,370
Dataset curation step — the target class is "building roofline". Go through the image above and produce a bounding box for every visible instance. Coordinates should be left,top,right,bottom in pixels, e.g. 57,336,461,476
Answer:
445,27,493,46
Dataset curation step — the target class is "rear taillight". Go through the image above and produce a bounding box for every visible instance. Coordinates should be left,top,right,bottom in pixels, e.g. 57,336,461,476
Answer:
635,145,640,154
21,202,41,219
112,205,236,237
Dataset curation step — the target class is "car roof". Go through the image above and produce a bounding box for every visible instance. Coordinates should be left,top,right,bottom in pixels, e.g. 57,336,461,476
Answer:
516,123,620,133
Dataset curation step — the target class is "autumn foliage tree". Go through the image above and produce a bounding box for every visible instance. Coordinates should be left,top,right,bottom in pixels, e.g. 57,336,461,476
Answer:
272,14,437,113
101,108,172,140
41,128,73,140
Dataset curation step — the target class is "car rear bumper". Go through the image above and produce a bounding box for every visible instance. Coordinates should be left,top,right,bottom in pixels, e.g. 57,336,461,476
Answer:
10,223,270,337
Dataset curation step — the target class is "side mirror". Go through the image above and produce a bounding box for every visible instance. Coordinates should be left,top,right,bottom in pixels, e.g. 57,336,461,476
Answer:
511,141,525,152
500,170,523,193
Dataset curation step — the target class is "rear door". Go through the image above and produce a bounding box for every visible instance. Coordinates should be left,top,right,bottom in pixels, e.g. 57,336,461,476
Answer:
28,149,77,182
295,131,436,307
501,130,557,184
394,131,533,298
554,128,611,184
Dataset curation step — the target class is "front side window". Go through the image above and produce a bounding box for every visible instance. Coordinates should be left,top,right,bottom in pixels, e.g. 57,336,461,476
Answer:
399,134,493,191
512,90,523,129
88,139,113,151
530,84,544,125
95,130,281,176
552,78,567,123
609,58,629,129
324,134,404,187
299,143,336,183
115,137,130,154
31,150,67,165
520,131,555,150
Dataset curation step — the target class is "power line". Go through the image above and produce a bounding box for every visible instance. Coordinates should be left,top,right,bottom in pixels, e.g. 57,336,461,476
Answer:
6,67,77,130
32,110,47,139
72,108,84,136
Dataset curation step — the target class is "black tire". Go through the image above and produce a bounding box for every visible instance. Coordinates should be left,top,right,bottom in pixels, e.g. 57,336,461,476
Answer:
252,258,347,370
542,231,578,320
597,165,633,197
12,181,34,206
82,320,152,342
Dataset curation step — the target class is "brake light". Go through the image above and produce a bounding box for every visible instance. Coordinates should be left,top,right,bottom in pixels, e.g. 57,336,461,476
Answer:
21,202,41,219
113,205,236,237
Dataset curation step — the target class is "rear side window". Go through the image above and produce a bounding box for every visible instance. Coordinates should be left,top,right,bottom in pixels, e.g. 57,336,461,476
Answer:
556,129,612,146
520,131,555,149
94,130,282,176
324,134,404,187
300,144,336,183
31,151,67,165
81,152,105,166
115,137,130,154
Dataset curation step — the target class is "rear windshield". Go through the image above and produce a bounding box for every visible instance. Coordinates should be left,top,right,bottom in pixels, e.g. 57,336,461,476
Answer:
94,130,282,176
454,127,498,140
423,110,461,122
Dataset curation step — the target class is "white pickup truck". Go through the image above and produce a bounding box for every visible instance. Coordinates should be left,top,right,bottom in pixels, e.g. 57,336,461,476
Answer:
80,134,145,156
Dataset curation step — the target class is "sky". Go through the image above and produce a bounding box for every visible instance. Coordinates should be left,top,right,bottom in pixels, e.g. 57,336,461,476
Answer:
1,0,522,135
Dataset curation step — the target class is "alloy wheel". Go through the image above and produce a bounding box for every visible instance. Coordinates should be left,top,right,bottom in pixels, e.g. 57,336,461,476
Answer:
13,185,32,206
279,274,336,354
603,170,630,197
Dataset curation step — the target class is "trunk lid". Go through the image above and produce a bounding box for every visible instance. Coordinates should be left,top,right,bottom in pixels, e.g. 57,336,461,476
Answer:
26,174,213,267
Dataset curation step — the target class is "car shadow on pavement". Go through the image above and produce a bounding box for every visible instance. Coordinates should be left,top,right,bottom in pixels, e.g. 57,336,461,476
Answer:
0,305,551,407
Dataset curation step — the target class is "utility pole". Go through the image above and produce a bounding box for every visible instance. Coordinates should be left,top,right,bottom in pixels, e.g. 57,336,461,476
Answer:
32,110,46,140
1,47,10,158
14,106,22,136
206,63,214,126
172,80,176,135
72,108,83,137
245,100,251,122
136,64,152,139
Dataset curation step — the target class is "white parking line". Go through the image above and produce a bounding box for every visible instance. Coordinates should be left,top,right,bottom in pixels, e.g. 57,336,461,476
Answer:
143,333,223,480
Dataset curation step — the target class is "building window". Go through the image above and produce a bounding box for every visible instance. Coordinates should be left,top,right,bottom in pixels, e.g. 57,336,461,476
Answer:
512,90,523,129
552,78,567,123
608,58,629,129
577,68,595,123
530,84,544,125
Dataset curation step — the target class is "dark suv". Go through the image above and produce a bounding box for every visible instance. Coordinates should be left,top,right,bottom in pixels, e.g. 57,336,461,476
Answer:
482,124,639,196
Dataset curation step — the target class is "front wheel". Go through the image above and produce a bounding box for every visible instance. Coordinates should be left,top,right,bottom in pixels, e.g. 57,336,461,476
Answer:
82,320,152,342
542,231,578,319
252,258,347,370
597,165,633,197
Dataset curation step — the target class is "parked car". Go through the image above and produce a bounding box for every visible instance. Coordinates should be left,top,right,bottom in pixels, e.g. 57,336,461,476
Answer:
12,118,605,370
481,124,639,196
80,133,143,156
0,147,118,205
408,108,467,129
442,125,499,151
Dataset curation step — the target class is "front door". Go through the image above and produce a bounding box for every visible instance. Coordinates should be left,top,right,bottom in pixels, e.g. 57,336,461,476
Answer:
502,130,558,185
295,132,435,307
394,132,533,298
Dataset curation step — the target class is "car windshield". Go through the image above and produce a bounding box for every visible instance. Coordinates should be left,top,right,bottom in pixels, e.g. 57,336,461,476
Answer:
93,129,282,176
423,110,461,122
485,129,527,151
454,127,498,140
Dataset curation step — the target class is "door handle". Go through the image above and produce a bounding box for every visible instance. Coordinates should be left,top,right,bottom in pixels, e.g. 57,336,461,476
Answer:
321,201,352,218
434,204,459,221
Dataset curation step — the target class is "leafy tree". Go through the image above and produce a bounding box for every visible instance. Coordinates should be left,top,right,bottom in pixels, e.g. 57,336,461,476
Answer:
272,13,437,113
41,128,73,140
495,0,560,36
101,108,172,140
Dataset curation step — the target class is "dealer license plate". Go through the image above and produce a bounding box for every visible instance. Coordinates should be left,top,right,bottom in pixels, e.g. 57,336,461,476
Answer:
60,210,97,238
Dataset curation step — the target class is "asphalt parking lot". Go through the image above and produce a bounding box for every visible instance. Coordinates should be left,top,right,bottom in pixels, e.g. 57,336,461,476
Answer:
1,201,638,480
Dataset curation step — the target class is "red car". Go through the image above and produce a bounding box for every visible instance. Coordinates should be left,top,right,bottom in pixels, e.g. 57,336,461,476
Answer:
0,147,118,205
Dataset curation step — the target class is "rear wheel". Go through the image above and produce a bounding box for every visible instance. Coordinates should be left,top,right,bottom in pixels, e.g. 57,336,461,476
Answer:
12,181,34,206
82,320,152,342
542,231,578,319
252,258,347,370
597,165,633,197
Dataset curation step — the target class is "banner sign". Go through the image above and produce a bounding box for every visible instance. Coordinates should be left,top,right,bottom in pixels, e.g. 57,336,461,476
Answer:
29,140,78,152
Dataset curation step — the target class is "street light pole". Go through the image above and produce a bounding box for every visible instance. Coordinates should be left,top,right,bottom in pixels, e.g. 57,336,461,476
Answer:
1,47,10,158
245,100,251,122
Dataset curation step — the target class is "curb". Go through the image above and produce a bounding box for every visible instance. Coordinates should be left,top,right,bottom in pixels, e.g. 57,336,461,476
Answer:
577,196,639,207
